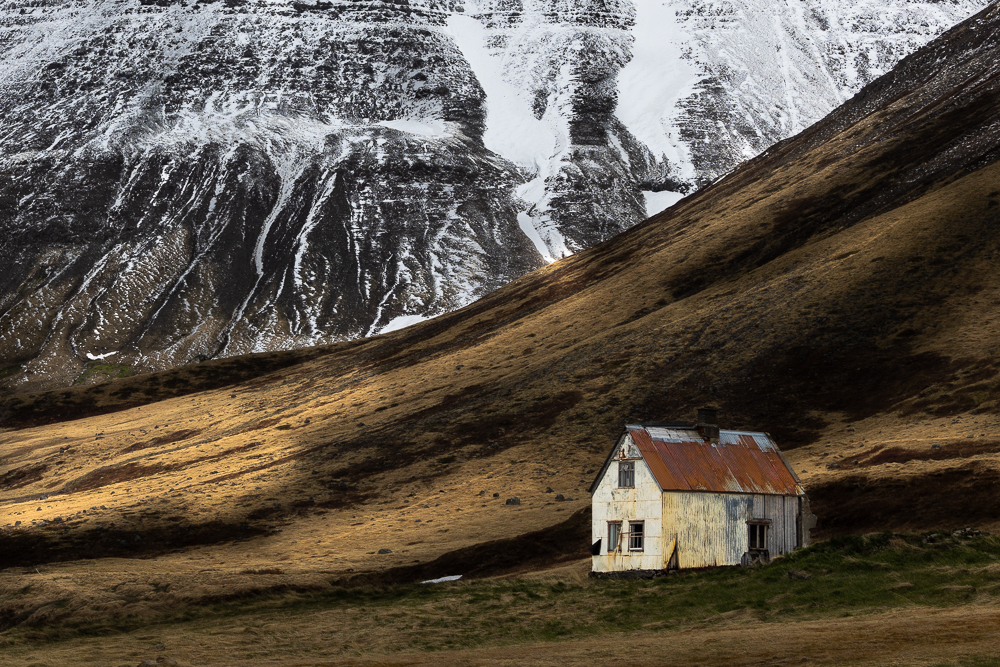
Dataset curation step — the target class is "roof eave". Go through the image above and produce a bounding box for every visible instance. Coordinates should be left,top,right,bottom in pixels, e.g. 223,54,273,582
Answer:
588,429,631,495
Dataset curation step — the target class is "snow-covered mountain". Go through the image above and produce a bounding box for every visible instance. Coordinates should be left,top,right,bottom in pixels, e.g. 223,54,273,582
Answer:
0,0,988,390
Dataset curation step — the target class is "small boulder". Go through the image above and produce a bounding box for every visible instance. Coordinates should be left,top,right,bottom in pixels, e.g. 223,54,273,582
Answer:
505,497,521,506
377,548,392,554
492,492,500,498
952,527,983,539
555,494,565,501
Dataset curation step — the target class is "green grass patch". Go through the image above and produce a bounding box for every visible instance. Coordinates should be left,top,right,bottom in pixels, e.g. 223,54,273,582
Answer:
72,361,132,385
3,531,999,653
160,532,1000,646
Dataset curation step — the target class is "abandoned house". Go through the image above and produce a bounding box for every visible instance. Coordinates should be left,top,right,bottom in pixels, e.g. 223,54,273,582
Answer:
589,408,815,575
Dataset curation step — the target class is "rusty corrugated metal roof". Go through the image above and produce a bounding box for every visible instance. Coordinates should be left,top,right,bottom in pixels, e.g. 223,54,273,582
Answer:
628,425,803,496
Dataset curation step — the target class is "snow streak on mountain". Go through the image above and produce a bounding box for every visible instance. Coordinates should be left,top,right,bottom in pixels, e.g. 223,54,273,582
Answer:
0,0,987,390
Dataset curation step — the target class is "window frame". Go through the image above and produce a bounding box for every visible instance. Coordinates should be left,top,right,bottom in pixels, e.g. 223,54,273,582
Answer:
747,519,771,551
618,460,635,488
607,521,622,553
628,520,645,552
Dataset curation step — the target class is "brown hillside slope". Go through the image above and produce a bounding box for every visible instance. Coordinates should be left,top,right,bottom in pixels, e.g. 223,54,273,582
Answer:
1,1,1000,603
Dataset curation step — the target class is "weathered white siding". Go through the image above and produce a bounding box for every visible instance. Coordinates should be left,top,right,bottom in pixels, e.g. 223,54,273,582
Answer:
591,436,664,572
662,492,802,569
752,494,799,557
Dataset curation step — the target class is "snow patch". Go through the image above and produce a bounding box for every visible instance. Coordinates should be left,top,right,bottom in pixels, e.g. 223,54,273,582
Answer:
85,351,117,361
379,313,430,334
377,119,452,138
445,2,574,262
642,190,686,217
421,575,462,584
516,211,555,263
616,0,700,180
444,8,557,171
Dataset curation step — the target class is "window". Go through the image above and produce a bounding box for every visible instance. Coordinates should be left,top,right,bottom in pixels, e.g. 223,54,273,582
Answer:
618,460,635,488
749,524,766,550
629,521,644,551
748,521,769,551
608,522,622,552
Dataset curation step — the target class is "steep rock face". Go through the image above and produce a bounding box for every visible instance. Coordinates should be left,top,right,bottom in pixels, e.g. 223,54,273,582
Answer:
473,0,991,254
0,0,541,388
0,0,987,390
454,0,651,257
653,0,989,182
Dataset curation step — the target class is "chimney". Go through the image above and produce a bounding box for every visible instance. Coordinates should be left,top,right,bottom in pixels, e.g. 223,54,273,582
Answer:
697,407,720,443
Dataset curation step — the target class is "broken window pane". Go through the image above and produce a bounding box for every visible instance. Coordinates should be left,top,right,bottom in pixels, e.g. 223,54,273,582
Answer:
629,521,644,551
748,523,768,550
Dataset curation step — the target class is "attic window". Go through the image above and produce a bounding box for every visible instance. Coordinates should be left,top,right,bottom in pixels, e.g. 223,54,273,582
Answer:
618,461,635,488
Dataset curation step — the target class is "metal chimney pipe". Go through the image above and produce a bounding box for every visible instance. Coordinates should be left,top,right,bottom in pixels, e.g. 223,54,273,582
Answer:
697,407,720,443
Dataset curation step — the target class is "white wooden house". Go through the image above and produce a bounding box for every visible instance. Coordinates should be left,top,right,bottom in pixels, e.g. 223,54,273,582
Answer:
589,409,815,575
